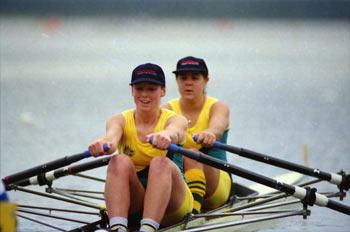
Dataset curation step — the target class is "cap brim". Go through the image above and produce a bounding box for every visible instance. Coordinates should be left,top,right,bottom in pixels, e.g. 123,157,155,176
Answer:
172,68,207,74
129,78,165,87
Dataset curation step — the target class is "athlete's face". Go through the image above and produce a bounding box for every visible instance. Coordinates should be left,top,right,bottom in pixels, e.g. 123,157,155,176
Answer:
176,71,208,100
132,82,166,111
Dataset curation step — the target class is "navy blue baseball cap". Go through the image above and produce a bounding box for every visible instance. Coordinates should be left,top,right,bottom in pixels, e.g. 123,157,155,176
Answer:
173,56,208,76
130,63,166,87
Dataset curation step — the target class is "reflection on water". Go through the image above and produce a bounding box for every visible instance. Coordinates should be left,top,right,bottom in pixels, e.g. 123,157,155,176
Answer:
1,16,349,231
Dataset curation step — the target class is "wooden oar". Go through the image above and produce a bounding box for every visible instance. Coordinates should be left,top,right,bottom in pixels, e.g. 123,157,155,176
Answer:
194,136,349,192
9,155,112,188
3,145,108,185
159,141,350,215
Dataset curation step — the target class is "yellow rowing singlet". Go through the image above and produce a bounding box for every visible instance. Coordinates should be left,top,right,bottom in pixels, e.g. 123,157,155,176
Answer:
118,109,178,172
168,97,217,150
118,109,192,224
168,97,231,211
168,97,229,161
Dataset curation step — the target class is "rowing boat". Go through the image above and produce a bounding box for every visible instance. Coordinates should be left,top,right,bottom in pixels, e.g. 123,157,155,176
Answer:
161,171,305,232
3,169,305,232
1,142,349,232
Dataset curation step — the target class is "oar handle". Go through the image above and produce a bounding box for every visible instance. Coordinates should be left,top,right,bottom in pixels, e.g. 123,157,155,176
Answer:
83,144,109,158
193,135,222,149
148,137,179,153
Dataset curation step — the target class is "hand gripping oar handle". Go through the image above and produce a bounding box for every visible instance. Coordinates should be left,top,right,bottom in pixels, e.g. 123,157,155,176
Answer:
148,137,179,153
193,136,349,191
168,140,350,215
3,144,108,185
83,144,109,158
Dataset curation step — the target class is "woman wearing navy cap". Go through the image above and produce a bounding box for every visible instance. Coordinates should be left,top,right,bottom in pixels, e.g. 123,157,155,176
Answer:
162,56,232,214
89,63,193,232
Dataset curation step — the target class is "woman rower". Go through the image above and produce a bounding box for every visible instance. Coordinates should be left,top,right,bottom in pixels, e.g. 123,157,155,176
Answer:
89,63,193,232
162,56,231,214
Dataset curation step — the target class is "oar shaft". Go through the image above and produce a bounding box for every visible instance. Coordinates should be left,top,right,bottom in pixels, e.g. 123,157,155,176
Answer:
174,146,296,195
3,153,87,185
169,144,350,215
214,142,343,186
67,155,112,175
3,144,108,185
327,199,350,215
13,156,112,187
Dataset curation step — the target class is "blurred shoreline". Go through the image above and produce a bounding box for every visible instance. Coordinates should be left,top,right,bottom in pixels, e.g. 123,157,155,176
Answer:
1,0,349,19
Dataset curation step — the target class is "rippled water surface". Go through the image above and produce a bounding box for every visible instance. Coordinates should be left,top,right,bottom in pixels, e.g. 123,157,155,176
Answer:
1,16,349,231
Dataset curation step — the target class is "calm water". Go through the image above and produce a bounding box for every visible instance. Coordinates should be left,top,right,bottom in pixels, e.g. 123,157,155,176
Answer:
1,16,349,231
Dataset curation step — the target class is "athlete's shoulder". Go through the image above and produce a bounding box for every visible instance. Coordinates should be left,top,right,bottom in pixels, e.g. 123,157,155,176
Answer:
106,113,126,132
161,102,172,110
167,98,179,106
162,108,177,117
207,97,228,108
121,109,133,115
207,96,219,102
165,98,181,113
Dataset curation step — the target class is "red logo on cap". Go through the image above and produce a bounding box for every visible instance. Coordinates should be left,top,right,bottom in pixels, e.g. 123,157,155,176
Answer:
137,69,157,75
181,60,199,65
